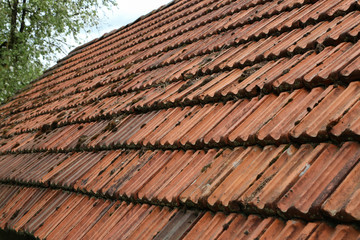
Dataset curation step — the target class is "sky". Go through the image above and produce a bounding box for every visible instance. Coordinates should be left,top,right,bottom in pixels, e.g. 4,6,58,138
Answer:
60,0,172,60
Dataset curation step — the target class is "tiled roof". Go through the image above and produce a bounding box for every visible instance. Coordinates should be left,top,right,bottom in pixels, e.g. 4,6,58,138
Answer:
1,0,360,239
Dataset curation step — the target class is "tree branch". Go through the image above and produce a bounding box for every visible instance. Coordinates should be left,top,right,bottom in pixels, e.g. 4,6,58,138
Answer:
8,0,19,50
19,0,27,33
69,12,80,17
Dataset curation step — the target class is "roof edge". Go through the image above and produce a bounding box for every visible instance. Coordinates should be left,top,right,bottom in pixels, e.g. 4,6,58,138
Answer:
57,0,178,65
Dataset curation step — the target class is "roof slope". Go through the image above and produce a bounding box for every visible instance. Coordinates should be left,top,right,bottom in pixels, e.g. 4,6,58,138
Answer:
1,0,360,239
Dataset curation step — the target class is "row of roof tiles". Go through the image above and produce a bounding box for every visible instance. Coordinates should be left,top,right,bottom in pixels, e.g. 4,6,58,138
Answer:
62,0,293,73
53,0,353,79
36,0,265,83
0,184,359,240
2,42,360,135
2,10,360,128
3,0,357,113
2,81,360,150
1,142,360,221
58,0,202,67
17,0,222,92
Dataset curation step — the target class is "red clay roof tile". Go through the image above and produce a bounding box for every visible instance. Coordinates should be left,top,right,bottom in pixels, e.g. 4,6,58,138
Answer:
1,0,360,238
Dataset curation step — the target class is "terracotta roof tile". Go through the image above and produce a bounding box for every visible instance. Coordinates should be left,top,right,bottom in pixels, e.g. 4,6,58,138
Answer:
277,142,360,217
182,211,236,239
1,0,360,238
0,184,358,239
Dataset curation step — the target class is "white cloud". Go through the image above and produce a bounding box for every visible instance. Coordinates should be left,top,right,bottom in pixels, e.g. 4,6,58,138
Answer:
116,0,171,20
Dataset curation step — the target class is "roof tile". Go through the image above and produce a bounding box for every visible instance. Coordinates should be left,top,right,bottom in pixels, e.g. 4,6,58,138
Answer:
1,0,360,238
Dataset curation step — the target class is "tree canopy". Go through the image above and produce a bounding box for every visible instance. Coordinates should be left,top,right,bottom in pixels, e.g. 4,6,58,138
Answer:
0,0,117,102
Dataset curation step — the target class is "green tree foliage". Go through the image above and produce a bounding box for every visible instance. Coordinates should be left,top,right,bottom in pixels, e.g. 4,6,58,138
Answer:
0,0,116,102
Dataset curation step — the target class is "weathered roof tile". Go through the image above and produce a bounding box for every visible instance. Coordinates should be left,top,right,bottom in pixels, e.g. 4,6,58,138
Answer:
1,0,360,238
